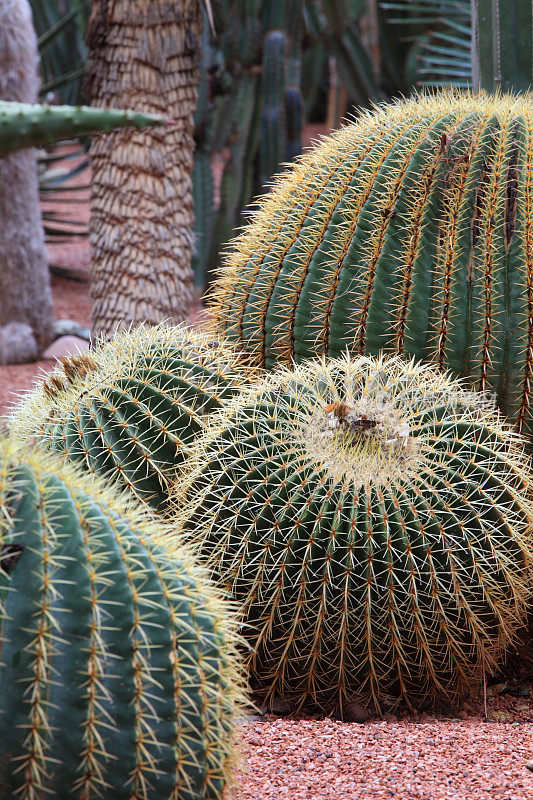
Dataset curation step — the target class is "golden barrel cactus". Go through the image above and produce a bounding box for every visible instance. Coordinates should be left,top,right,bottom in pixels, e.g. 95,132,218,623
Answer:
176,355,533,715
209,91,533,437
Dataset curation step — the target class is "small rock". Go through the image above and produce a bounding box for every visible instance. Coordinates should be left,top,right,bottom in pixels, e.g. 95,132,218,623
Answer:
343,703,371,723
487,682,507,697
248,737,262,746
0,322,38,365
511,682,531,698
488,710,512,722
526,761,533,773
270,695,290,714
43,335,89,360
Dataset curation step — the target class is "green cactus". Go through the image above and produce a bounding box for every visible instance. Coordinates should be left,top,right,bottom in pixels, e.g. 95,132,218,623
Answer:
209,90,533,439
192,149,215,288
0,434,245,799
176,354,533,715
260,30,287,186
473,0,533,92
195,0,305,284
10,324,255,511
0,101,168,158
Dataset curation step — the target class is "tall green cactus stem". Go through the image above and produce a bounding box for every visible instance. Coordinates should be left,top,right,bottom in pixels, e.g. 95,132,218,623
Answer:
192,149,215,287
0,101,168,157
10,324,255,511
472,0,533,93
260,30,287,186
209,91,533,439
176,355,533,715
0,435,245,799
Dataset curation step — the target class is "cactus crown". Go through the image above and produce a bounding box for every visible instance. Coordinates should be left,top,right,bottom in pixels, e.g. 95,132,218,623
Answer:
0,434,246,799
289,358,423,487
9,323,255,509
176,354,533,714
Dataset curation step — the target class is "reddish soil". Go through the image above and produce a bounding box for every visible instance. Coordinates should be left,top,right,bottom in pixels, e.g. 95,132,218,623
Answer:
1,130,533,797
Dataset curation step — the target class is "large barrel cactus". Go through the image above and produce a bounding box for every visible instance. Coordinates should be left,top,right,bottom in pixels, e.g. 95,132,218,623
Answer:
10,324,254,510
209,91,533,437
176,354,533,715
0,435,245,799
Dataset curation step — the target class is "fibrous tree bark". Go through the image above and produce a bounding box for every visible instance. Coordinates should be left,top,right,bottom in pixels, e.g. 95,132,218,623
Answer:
85,0,201,340
0,0,54,364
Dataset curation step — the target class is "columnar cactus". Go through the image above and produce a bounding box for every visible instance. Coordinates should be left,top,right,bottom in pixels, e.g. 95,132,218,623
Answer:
0,435,245,799
10,324,254,510
0,100,167,157
209,91,533,438
176,354,533,715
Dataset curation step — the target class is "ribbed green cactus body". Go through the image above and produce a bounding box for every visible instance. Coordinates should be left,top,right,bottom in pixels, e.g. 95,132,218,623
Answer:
10,325,253,510
210,92,533,438
0,101,167,157
0,437,243,799
177,355,533,714
260,30,287,185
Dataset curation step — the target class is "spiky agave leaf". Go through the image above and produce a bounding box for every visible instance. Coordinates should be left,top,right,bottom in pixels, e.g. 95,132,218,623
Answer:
9,323,256,511
0,433,247,799
175,354,533,715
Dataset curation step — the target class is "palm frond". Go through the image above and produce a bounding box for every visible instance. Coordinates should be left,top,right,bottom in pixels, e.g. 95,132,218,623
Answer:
381,0,472,88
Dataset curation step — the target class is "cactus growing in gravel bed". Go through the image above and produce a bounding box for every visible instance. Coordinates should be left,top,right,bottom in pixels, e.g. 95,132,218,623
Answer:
209,91,533,439
0,100,167,157
176,354,533,715
0,434,245,799
10,324,254,511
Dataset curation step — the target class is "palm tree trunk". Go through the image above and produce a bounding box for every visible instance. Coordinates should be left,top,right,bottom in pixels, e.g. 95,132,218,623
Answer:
0,0,54,364
86,0,201,340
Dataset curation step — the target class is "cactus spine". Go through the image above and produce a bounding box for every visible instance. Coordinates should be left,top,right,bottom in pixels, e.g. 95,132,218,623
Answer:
176,355,533,715
0,435,245,799
10,324,255,510
209,91,533,439
0,101,167,157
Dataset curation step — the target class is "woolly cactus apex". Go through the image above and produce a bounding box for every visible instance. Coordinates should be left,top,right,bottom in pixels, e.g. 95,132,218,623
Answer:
208,90,533,439
0,434,246,799
9,323,255,511
176,354,533,715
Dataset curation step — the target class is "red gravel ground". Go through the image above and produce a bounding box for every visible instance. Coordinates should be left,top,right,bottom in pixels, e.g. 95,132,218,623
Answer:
1,133,533,798
236,713,533,800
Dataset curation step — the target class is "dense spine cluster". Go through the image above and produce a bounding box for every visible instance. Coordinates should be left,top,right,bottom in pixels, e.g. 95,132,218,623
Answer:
0,435,245,799
10,324,254,510
176,355,533,715
209,91,533,437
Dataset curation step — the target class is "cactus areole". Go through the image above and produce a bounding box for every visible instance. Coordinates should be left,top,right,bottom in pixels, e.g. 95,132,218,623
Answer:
178,355,533,715
209,91,533,438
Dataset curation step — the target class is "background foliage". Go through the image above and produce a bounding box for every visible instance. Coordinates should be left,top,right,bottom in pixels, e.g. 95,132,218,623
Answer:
29,0,472,277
